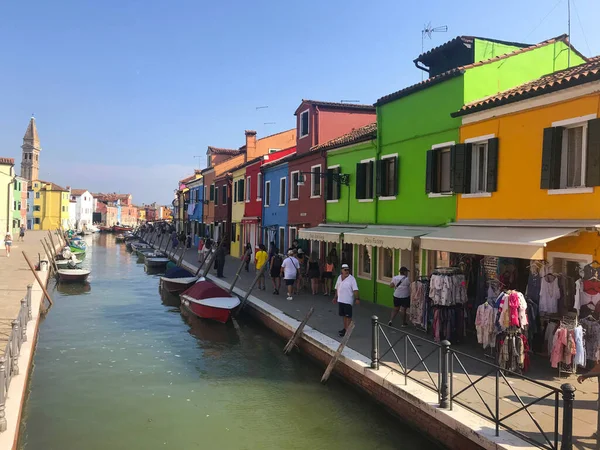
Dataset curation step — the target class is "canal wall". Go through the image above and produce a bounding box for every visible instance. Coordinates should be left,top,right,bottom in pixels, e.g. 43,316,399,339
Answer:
0,231,55,450
171,253,534,450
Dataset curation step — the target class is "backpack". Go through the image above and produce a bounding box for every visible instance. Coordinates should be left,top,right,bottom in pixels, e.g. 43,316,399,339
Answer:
272,254,283,270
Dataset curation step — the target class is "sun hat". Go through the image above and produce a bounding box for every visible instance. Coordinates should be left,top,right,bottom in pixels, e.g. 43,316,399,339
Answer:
341,264,350,269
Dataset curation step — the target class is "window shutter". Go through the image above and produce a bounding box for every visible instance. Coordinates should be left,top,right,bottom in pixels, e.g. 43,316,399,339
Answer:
451,144,471,193
375,160,383,196
356,163,366,199
425,150,437,194
586,118,600,187
540,127,563,189
239,179,244,201
367,161,374,198
390,157,398,196
325,169,334,200
210,184,215,201
335,167,341,200
233,181,237,202
486,138,499,192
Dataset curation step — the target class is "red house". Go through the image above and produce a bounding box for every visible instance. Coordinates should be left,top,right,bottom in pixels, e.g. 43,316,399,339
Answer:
213,173,232,248
287,100,376,258
243,147,296,252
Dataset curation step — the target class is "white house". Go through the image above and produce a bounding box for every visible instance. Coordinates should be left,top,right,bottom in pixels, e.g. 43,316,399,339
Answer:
70,189,94,229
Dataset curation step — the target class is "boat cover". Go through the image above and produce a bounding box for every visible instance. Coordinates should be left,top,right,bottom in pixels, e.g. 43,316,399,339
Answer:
165,267,194,279
182,280,232,300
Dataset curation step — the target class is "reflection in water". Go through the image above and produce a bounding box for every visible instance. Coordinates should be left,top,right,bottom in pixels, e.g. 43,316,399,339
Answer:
55,281,92,295
19,234,440,450
159,286,181,307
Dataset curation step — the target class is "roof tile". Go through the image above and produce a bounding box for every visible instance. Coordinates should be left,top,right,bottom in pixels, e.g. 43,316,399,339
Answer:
312,123,377,152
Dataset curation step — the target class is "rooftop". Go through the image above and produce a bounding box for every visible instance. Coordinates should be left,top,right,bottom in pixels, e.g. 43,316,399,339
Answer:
207,146,245,156
295,100,375,115
453,57,600,117
312,122,377,152
70,188,89,197
0,157,15,165
38,180,68,192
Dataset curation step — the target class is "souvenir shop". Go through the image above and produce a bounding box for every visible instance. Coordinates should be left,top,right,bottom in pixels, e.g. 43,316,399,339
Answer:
411,223,600,375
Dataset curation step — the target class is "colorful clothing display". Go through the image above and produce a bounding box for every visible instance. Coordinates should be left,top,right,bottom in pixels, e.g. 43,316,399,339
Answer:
409,280,429,329
475,302,496,349
539,274,560,314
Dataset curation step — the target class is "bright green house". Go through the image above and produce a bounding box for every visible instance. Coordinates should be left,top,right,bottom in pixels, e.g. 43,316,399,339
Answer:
307,34,586,306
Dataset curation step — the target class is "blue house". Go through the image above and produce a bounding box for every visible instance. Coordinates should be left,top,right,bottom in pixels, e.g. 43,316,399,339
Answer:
261,160,289,252
187,177,204,245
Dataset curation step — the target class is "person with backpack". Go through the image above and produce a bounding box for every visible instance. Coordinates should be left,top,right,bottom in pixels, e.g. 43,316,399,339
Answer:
270,249,282,295
389,266,411,327
281,250,300,301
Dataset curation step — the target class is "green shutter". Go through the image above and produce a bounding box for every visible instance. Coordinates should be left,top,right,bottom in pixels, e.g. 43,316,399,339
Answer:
586,119,600,187
486,138,499,192
425,150,437,194
210,185,215,201
335,167,341,200
540,127,563,189
239,179,244,201
451,143,471,193
367,161,374,198
390,157,398,196
356,163,366,199
325,169,334,200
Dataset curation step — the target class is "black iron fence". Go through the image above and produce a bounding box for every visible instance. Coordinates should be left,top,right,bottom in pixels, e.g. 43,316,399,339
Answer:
370,316,575,450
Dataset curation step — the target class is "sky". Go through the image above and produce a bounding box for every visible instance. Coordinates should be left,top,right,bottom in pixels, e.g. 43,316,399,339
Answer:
0,0,599,205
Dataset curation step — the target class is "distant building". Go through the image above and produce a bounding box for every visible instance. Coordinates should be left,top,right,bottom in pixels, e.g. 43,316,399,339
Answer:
12,176,27,233
29,180,70,230
20,117,41,182
94,192,137,226
0,158,15,233
70,189,94,229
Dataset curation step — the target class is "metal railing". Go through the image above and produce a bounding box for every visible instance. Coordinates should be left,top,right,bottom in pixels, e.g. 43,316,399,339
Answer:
370,316,575,450
0,284,33,433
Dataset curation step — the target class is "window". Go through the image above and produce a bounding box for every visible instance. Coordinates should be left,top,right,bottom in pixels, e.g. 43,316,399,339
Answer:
237,178,244,203
210,184,215,201
300,110,309,138
35,192,40,199
264,181,271,207
13,180,17,190
561,124,585,188
279,178,286,205
34,205,40,211
378,247,394,282
268,148,280,154
221,185,227,204
358,245,371,278
289,227,297,245
231,223,236,243
279,227,285,252
356,160,375,199
233,180,238,202
34,218,40,225
326,166,340,201
290,171,300,200
13,201,16,210
214,185,219,205
425,144,453,194
257,173,263,200
245,176,251,202
310,165,322,197
207,154,211,168
470,141,488,193
377,155,398,198
311,240,320,259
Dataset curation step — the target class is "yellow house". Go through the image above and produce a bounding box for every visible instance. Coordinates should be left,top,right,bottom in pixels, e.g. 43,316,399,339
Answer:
230,164,246,258
31,180,70,230
419,58,600,305
138,207,146,222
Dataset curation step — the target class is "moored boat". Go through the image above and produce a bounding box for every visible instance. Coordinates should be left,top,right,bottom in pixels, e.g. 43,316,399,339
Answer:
180,280,240,323
57,269,91,282
55,257,83,269
145,256,170,269
160,267,199,294
113,225,134,232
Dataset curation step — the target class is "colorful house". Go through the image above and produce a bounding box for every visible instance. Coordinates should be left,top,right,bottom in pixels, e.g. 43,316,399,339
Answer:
214,172,232,246
230,164,247,258
261,156,294,251
287,100,376,257
186,176,204,244
69,189,94,228
12,176,27,233
0,158,15,234
30,180,70,230
418,57,600,307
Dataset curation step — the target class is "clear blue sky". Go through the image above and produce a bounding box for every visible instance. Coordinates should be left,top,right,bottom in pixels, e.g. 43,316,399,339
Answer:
0,0,598,205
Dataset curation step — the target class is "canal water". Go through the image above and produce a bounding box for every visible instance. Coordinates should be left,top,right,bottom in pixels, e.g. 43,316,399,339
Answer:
19,235,438,450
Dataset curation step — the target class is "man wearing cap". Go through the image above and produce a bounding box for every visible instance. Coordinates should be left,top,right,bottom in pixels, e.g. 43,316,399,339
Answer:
389,267,411,327
333,263,359,337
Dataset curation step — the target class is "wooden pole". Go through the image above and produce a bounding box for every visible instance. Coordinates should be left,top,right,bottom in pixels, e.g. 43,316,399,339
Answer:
44,238,56,260
284,307,314,354
202,239,225,278
40,240,58,274
321,321,355,384
229,249,251,294
235,263,267,316
22,252,54,307
157,233,166,252
47,230,58,253
177,243,187,267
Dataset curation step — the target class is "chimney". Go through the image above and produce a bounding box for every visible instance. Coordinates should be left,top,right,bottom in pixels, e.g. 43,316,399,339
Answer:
245,130,257,159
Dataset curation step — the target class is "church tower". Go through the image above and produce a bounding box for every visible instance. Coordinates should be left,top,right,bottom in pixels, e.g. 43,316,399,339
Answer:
21,117,41,181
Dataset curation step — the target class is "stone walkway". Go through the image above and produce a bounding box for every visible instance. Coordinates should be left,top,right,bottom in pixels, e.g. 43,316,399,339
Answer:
147,233,598,449
0,231,55,355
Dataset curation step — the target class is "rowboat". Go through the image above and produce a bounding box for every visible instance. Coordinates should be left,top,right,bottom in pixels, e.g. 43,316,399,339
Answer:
57,269,91,282
160,267,199,294
180,280,240,323
145,256,170,269
55,257,83,269
69,246,86,256
114,225,134,232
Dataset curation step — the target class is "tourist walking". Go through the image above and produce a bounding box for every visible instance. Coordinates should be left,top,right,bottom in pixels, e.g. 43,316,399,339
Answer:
255,244,268,290
322,256,334,296
296,248,307,294
4,231,13,257
215,242,226,278
19,224,26,242
270,250,282,295
281,250,300,301
389,267,411,327
244,243,252,271
333,264,359,337
307,251,321,295
197,238,204,263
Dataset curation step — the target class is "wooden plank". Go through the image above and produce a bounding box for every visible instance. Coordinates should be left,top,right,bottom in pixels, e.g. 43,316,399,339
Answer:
321,321,355,384
284,307,314,355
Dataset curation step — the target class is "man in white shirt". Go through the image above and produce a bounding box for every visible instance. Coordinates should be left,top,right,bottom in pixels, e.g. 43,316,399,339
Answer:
389,266,410,327
333,264,359,337
280,250,300,301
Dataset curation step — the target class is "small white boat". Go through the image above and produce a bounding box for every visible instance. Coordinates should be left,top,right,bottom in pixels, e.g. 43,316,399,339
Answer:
145,257,170,269
57,269,91,282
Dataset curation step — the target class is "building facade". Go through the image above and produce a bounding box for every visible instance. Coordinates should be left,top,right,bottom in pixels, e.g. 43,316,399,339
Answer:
30,180,70,230
261,160,291,252
0,158,15,234
70,189,94,229
12,176,27,233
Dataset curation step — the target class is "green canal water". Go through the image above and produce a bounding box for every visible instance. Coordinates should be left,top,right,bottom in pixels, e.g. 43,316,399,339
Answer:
19,235,438,450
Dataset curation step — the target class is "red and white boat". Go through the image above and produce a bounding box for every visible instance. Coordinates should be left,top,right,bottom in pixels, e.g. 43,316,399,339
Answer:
180,280,240,323
113,225,134,232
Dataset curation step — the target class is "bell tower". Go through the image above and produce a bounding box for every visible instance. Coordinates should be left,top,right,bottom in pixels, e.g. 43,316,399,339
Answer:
21,116,41,181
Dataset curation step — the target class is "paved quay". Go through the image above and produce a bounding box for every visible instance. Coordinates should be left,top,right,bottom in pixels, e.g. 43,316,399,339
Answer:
145,235,599,450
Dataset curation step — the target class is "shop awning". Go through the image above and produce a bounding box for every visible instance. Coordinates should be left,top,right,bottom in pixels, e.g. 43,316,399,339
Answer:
420,225,581,260
298,225,366,243
342,226,437,250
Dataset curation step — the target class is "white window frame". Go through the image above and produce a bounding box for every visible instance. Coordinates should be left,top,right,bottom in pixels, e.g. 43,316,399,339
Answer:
299,110,309,139
290,170,300,201
377,247,394,284
379,153,398,200
264,181,271,207
357,244,372,280
558,120,588,190
470,141,488,194
279,177,287,206
358,157,375,202
310,164,322,198
257,173,263,200
245,176,251,202
464,134,495,195
327,164,340,203
429,141,455,197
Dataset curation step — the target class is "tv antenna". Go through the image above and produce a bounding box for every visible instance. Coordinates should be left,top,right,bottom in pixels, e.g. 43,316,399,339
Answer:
421,22,448,79
193,155,203,169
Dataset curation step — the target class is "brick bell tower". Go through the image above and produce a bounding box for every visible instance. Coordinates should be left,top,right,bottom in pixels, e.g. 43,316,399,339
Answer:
21,116,41,181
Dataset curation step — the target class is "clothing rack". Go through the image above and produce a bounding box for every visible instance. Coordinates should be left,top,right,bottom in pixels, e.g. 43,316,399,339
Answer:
558,314,578,377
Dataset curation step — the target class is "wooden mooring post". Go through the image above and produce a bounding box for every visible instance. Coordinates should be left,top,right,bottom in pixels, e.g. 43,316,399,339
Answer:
321,321,355,384
235,263,268,316
228,249,251,294
22,252,54,309
283,307,314,355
